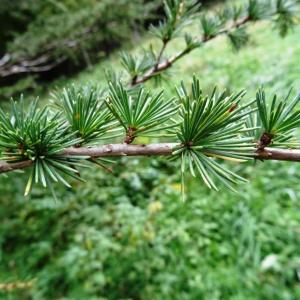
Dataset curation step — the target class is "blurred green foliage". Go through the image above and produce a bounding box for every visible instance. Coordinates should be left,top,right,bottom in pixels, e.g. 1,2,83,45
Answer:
0,0,160,98
3,0,152,58
1,158,300,299
1,1,300,299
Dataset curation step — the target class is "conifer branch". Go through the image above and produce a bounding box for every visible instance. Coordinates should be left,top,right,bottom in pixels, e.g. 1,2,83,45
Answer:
131,17,255,85
131,0,299,86
2,145,300,174
0,160,33,173
132,50,187,85
256,148,300,162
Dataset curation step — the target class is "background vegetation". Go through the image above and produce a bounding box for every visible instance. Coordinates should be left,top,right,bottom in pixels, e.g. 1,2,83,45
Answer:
0,0,161,98
1,0,300,299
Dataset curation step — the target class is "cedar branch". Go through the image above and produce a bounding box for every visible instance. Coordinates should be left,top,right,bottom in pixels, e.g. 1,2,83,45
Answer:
1,144,300,174
132,16,251,86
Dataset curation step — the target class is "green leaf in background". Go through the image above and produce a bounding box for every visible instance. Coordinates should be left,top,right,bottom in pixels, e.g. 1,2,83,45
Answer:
274,0,300,37
228,27,250,51
150,0,200,42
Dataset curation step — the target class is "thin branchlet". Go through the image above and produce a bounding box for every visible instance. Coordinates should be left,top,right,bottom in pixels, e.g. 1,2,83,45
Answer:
130,0,298,86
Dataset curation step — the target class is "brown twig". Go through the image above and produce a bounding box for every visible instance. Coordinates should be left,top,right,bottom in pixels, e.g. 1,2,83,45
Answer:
2,144,300,174
0,27,97,78
132,15,252,86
